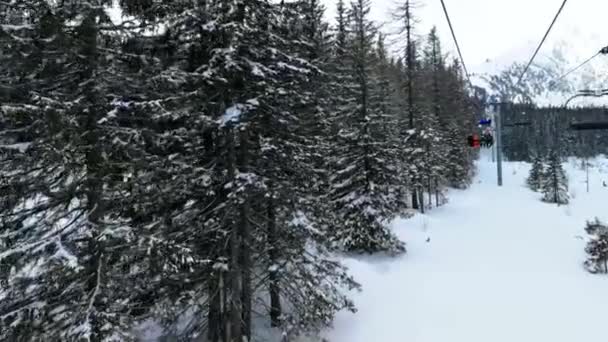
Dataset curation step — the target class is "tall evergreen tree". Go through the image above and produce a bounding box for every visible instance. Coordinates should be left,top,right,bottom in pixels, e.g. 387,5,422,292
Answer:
527,154,545,191
328,0,405,254
252,0,359,337
541,152,569,205
395,0,422,210
417,27,450,209
423,27,444,123
442,59,476,188
115,1,359,341
369,33,406,215
0,1,186,340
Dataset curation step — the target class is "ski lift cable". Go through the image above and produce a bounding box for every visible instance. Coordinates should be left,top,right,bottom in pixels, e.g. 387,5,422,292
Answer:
439,0,473,90
554,52,600,83
553,46,608,83
515,0,568,88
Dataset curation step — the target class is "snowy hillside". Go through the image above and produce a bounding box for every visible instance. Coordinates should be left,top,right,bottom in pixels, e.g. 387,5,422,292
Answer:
322,154,608,342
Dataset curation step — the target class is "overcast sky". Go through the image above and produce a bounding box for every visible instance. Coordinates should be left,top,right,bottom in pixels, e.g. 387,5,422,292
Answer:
320,0,608,70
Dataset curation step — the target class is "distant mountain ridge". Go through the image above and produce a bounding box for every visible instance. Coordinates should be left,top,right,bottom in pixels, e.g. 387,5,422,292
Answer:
470,29,608,107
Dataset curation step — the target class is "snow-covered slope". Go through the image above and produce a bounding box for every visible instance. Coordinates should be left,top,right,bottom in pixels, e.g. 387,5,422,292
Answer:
323,154,608,342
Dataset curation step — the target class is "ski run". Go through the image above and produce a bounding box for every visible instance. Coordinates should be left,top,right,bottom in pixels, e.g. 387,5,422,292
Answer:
323,155,608,342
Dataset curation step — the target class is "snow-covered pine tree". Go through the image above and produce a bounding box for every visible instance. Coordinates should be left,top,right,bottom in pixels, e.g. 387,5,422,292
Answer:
328,0,405,254
415,125,446,211
441,59,477,188
417,27,451,209
108,1,359,341
248,0,359,336
382,57,415,208
0,1,191,340
527,154,545,191
583,218,608,274
422,28,444,126
393,10,464,212
399,40,431,211
121,2,272,340
541,152,569,205
368,33,406,216
394,0,423,210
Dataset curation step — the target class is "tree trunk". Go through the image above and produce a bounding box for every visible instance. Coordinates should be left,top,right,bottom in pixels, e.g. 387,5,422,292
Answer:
427,177,432,208
554,169,558,204
80,13,105,342
404,0,419,211
226,127,242,342
435,178,440,207
221,272,229,342
267,186,282,327
418,187,425,214
238,128,252,341
208,271,221,342
206,128,222,342
405,0,414,129
207,126,229,342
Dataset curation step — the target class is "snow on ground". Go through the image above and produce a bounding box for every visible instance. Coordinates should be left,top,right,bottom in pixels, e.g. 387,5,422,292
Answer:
324,153,608,342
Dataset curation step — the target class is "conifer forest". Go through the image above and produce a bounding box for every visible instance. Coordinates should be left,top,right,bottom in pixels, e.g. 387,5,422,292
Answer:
0,0,478,340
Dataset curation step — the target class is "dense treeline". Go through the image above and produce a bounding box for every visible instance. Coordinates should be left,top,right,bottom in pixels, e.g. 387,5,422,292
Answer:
501,104,608,161
0,1,475,341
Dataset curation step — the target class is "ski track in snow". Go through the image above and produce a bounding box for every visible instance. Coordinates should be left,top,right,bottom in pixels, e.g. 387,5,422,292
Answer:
324,155,608,342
